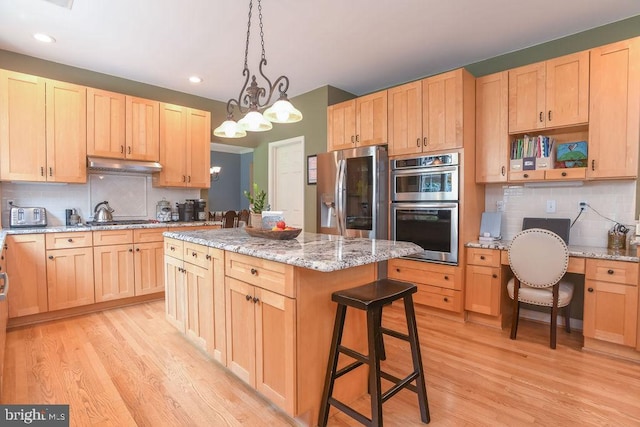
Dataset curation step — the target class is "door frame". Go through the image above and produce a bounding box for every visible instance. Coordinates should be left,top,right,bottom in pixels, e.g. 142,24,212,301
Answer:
268,135,305,228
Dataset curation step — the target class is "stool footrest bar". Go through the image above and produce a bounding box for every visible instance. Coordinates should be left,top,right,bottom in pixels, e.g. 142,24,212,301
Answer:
334,360,364,379
328,397,371,426
381,326,410,341
338,345,368,364
381,371,420,403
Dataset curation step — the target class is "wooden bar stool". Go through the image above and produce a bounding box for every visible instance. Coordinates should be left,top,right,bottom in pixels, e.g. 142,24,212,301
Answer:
318,279,430,427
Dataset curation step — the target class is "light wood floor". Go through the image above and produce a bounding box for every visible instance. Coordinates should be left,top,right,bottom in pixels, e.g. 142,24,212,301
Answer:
2,300,640,426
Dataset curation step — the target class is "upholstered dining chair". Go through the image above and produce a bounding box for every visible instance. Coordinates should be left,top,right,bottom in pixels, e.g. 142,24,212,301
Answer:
507,228,574,349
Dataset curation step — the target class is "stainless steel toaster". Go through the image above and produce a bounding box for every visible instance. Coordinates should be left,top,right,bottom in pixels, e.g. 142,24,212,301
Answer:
10,207,48,228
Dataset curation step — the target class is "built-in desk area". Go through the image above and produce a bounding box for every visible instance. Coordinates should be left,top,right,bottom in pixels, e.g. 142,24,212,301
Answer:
465,241,640,362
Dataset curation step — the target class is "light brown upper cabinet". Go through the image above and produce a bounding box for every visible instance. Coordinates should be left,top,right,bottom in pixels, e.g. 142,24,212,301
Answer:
388,68,475,156
156,103,211,188
475,71,509,183
327,90,387,151
508,51,589,133
587,37,640,179
87,89,160,161
0,70,87,183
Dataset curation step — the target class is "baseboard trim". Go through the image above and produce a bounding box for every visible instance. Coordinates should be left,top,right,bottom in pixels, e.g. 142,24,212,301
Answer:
519,308,583,332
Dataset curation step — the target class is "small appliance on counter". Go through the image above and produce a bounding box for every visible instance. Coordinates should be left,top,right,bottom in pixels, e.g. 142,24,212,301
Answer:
194,199,207,221
93,201,114,223
156,198,172,222
10,206,48,228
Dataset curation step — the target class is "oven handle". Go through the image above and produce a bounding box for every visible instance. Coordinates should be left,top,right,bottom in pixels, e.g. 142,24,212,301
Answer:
0,272,9,301
336,159,346,235
391,165,459,176
391,202,459,210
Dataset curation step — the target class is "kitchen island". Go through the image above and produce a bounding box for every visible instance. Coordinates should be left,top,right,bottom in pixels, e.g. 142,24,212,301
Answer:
163,227,421,426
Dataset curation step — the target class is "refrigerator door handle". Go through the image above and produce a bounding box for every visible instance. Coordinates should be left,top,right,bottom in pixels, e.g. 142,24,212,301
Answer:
336,159,346,235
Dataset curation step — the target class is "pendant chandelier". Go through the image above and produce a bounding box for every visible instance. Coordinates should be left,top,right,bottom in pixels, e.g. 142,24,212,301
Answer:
213,0,302,139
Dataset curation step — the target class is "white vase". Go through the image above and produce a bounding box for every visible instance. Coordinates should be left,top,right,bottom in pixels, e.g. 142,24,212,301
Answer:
250,213,262,228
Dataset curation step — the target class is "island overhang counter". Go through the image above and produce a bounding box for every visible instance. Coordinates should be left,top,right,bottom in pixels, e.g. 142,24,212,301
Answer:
163,228,421,426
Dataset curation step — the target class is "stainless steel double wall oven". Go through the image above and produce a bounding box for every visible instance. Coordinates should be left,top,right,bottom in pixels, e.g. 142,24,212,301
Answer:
390,152,460,264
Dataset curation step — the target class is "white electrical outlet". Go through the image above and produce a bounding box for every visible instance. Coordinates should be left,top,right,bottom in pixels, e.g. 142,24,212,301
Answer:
546,200,556,213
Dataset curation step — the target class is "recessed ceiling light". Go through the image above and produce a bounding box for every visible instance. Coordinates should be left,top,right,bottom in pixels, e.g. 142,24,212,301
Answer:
33,33,56,43
189,76,203,84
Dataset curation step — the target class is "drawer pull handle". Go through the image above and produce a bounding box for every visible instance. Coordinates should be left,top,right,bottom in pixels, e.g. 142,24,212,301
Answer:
206,254,212,260
250,268,258,275
252,297,260,304
548,110,552,121
443,297,449,302
48,255,54,260
192,252,197,257
523,173,529,178
501,165,505,176
479,255,485,260
607,269,614,275
561,171,567,177
587,287,594,293
423,137,427,147
245,294,252,301
68,238,73,242
170,247,175,251
492,274,498,279
539,111,544,122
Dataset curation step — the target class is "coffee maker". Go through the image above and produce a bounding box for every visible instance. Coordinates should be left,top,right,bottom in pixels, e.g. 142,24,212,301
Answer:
188,199,207,221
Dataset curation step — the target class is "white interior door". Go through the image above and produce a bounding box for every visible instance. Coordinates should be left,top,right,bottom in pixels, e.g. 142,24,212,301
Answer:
268,136,304,229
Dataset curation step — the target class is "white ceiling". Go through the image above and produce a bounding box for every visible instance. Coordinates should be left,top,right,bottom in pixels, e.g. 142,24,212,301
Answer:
1,0,640,104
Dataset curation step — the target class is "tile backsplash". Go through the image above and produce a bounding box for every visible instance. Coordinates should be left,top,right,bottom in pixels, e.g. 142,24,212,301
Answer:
1,172,201,226
485,180,637,247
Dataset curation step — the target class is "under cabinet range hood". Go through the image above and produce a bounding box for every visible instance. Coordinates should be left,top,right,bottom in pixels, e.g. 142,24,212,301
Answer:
87,157,162,174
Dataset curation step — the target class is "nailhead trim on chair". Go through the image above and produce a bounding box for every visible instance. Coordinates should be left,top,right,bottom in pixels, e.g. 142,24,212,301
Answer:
508,228,569,288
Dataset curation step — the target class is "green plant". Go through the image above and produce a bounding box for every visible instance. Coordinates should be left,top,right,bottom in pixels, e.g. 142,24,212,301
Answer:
243,183,268,213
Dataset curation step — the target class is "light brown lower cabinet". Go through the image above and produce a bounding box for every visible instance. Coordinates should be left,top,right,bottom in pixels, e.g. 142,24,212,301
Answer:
45,231,95,310
5,234,47,318
163,238,226,365
584,259,638,347
225,276,296,415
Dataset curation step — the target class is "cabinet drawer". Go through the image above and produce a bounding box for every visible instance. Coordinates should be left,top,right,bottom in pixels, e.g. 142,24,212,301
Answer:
509,170,545,181
134,227,168,243
183,242,209,269
413,283,462,312
467,248,500,267
46,232,93,249
164,238,183,259
545,168,586,180
388,258,460,290
93,229,134,246
586,259,638,286
225,252,295,298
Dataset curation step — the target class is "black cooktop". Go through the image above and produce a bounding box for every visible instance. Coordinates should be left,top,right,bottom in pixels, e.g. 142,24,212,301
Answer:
85,220,155,226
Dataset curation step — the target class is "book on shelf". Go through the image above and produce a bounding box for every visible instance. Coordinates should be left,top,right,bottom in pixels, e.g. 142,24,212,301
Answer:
510,135,556,171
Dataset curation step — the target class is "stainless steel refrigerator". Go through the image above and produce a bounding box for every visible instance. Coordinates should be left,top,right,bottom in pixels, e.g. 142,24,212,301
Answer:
316,145,388,239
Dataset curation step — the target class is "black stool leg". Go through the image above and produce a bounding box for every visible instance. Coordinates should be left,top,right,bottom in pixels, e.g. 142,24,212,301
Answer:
367,307,383,427
318,304,348,427
404,295,430,423
375,306,386,361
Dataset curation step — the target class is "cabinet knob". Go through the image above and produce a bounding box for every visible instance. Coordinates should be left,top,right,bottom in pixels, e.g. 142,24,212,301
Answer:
250,268,258,275
67,238,73,242
396,268,400,273
492,274,498,278
539,111,544,122
523,173,529,178
443,297,449,302
129,248,133,252
48,255,54,260
136,248,140,252
245,294,252,301
444,275,449,280
587,287,594,293
561,172,567,177
252,297,260,304
607,269,614,275
479,255,485,260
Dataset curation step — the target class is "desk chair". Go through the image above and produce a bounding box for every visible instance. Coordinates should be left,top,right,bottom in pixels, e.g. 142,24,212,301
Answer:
507,228,574,349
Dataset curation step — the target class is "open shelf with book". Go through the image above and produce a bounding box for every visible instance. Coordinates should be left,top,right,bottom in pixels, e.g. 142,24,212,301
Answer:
508,125,588,182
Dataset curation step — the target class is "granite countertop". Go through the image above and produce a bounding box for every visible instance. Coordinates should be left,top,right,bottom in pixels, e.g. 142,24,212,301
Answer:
466,240,639,263
0,221,222,250
164,228,423,273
